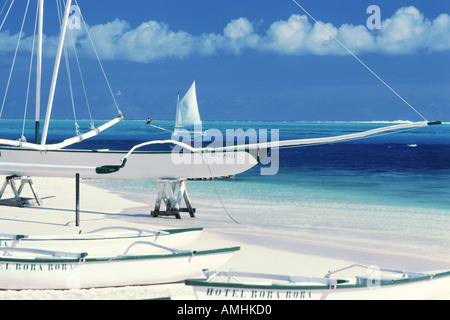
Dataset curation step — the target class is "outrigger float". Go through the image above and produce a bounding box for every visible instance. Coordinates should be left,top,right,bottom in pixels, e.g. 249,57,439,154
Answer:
0,243,239,290
0,227,203,256
185,265,450,300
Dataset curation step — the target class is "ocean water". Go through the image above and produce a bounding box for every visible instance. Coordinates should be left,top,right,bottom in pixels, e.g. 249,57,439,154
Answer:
3,119,450,210
1,119,450,261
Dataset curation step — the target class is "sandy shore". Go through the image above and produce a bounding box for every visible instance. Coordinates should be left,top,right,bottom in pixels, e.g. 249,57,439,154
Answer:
0,176,448,300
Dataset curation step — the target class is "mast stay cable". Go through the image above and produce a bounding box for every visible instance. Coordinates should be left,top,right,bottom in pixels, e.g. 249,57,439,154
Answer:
0,0,15,32
56,0,79,135
73,0,122,117
21,0,40,141
0,0,30,119
290,0,428,122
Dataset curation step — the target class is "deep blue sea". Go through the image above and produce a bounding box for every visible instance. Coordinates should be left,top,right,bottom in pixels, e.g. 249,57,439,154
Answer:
2,119,450,211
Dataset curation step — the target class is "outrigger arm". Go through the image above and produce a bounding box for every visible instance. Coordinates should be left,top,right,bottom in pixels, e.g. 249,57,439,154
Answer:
96,120,441,174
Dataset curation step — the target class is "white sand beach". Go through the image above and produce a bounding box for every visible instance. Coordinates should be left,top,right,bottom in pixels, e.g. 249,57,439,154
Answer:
0,176,448,300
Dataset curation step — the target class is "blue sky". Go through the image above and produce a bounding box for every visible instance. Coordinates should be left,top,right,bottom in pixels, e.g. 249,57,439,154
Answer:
0,0,449,122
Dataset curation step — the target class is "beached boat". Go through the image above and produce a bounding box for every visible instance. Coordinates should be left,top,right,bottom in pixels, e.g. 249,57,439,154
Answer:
0,0,441,180
0,244,240,290
0,227,203,256
185,265,450,300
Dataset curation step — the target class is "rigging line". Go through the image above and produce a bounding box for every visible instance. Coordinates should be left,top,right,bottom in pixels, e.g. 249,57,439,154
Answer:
0,0,14,32
290,0,428,122
150,124,172,132
201,152,242,225
0,0,30,119
73,0,122,116
57,0,78,135
201,150,295,229
67,22,94,126
0,0,9,21
21,0,40,140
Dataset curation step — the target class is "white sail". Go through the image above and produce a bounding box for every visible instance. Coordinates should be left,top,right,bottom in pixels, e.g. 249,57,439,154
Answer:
175,81,202,129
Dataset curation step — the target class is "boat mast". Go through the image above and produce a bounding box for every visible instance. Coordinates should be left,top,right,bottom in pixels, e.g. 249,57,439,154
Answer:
41,0,72,146
35,0,44,144
175,92,180,129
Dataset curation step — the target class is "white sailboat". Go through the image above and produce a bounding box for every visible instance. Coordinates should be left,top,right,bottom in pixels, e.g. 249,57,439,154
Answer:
174,81,202,134
0,0,441,181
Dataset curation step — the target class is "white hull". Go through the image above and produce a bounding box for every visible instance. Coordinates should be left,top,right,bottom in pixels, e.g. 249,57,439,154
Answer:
0,147,258,179
186,268,450,300
0,246,239,290
0,228,203,257
189,276,450,300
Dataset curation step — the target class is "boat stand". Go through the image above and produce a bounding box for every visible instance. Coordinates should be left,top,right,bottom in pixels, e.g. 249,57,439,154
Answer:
0,176,42,207
151,179,196,219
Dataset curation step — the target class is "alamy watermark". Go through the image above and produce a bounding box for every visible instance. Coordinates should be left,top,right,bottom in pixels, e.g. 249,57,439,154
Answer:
366,5,381,30
170,123,280,176
68,5,81,30
365,265,382,289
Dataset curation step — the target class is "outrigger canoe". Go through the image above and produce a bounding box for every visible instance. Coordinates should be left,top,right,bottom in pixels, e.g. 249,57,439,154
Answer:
0,227,202,256
0,244,239,290
185,264,450,300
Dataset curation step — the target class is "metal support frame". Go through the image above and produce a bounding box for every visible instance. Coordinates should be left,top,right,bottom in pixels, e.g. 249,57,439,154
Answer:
151,179,196,219
0,176,42,207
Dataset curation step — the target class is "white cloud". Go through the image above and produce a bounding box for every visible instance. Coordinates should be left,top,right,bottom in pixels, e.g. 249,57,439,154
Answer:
76,19,195,62
258,6,450,56
224,18,254,40
0,31,20,54
264,14,311,54
430,14,450,51
376,6,431,54
222,18,260,54
1,6,449,62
